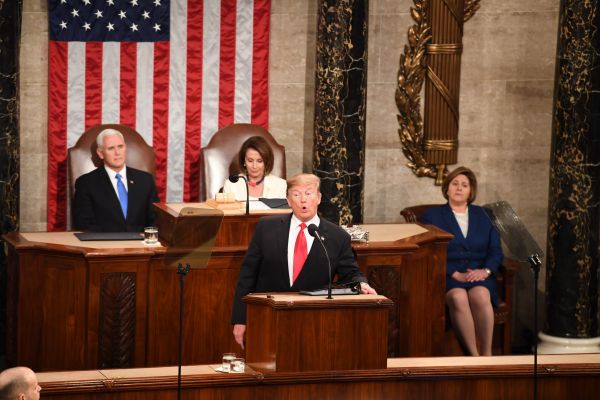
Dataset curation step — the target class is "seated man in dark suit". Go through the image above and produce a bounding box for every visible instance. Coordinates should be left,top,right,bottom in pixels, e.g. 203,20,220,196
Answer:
231,173,377,348
72,128,159,232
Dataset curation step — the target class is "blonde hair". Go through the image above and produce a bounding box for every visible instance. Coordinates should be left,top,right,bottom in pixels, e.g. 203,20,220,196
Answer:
96,128,125,149
286,173,321,194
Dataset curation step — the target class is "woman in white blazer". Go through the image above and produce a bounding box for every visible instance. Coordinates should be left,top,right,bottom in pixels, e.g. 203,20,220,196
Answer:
223,136,287,201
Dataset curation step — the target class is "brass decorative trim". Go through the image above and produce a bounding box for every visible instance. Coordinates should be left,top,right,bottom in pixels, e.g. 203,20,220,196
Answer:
426,43,463,54
426,65,459,126
464,0,481,22
395,0,437,180
396,0,479,185
442,0,461,23
424,139,458,151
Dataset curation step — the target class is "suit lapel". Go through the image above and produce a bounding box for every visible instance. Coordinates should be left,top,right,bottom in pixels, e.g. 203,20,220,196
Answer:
276,214,293,287
442,204,459,237
125,167,137,223
305,219,327,262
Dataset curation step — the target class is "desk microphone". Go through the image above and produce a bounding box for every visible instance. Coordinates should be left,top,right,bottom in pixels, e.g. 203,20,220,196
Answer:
307,224,332,299
228,174,250,215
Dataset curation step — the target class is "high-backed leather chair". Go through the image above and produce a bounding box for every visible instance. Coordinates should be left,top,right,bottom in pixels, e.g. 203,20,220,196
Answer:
199,123,286,201
68,124,156,198
401,204,518,355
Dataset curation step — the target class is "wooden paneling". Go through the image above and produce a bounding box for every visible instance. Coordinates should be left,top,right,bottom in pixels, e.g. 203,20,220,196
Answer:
36,355,600,400
244,294,392,372
14,251,88,370
355,227,450,357
4,211,452,371
145,254,242,366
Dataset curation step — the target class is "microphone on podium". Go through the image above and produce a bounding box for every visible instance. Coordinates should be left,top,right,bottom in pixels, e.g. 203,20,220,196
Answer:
307,223,333,299
228,175,250,215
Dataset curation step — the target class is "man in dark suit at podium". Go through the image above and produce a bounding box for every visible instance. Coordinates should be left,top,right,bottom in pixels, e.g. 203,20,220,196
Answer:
231,173,377,348
72,128,159,232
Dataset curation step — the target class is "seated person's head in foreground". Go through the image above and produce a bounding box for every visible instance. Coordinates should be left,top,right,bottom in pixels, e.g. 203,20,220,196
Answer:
238,136,274,184
96,128,127,172
0,366,41,400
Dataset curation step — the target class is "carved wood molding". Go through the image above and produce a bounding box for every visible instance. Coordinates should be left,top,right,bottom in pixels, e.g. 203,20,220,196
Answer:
98,272,136,368
367,266,401,357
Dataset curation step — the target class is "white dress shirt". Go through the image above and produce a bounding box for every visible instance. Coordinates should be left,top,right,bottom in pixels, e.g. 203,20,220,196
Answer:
452,208,469,238
286,213,320,286
104,165,128,198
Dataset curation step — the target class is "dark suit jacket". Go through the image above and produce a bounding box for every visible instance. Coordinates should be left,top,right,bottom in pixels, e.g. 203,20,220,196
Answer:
73,166,159,232
421,203,503,305
231,214,366,324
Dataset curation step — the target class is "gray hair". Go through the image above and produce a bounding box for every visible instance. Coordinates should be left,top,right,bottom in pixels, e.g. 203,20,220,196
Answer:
96,128,125,149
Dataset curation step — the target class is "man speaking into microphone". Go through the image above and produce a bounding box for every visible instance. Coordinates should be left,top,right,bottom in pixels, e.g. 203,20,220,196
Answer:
231,173,377,348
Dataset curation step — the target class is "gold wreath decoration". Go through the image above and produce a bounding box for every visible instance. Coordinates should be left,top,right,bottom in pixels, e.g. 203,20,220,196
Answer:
396,0,481,183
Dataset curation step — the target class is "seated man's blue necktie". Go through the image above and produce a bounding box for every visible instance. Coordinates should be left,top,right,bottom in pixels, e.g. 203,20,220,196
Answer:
116,173,128,218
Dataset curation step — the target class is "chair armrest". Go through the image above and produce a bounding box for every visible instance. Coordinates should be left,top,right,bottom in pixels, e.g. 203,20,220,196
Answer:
495,256,523,311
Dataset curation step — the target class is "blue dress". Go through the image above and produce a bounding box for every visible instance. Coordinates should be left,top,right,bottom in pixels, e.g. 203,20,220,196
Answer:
421,204,503,306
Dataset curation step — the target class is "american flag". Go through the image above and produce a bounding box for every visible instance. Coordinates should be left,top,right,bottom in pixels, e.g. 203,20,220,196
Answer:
47,0,270,231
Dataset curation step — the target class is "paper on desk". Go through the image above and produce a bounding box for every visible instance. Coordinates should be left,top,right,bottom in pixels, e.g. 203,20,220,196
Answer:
247,200,272,211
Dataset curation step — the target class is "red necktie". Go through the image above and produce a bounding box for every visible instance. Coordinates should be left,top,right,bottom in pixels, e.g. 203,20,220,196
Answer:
292,223,308,284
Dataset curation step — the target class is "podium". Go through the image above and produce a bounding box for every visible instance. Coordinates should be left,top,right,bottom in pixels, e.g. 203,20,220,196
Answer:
244,293,393,373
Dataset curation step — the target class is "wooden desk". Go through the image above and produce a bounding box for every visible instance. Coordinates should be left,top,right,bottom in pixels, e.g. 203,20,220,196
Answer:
244,293,393,372
4,203,451,371
36,354,600,400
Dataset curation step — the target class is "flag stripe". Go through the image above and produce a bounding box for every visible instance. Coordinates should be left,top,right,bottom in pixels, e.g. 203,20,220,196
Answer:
166,0,188,202
152,41,170,203
235,0,253,122
252,0,270,127
48,41,69,230
136,43,154,145
47,0,270,230
67,42,85,147
218,0,237,128
183,0,204,202
201,0,221,147
120,42,137,128
85,42,103,129
102,42,121,124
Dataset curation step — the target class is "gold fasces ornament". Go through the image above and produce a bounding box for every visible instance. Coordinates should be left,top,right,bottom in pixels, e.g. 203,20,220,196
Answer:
396,0,480,185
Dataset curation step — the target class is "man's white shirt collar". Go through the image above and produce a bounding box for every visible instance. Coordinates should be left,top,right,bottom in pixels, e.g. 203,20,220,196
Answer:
105,165,128,192
290,213,320,230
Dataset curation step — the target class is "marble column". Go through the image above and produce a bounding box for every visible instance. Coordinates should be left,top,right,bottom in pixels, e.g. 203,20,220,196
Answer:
543,0,600,351
313,0,368,225
0,0,22,365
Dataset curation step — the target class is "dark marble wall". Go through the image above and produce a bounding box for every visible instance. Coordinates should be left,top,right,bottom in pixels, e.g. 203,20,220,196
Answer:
313,0,368,225
546,0,600,338
0,0,22,367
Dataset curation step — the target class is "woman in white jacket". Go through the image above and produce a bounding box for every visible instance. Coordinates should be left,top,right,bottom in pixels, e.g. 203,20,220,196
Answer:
223,136,287,201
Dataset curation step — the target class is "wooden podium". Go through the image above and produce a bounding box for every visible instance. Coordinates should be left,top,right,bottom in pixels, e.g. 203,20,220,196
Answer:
244,293,393,373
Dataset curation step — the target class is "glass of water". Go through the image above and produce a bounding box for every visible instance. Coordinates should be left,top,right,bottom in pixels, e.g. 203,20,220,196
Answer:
221,352,236,372
144,227,159,244
231,358,245,373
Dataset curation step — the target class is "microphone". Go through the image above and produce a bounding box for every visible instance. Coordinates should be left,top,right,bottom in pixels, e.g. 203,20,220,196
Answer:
307,224,333,299
228,174,250,215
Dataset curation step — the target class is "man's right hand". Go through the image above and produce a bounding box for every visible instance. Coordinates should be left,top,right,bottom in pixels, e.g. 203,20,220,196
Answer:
233,324,246,349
